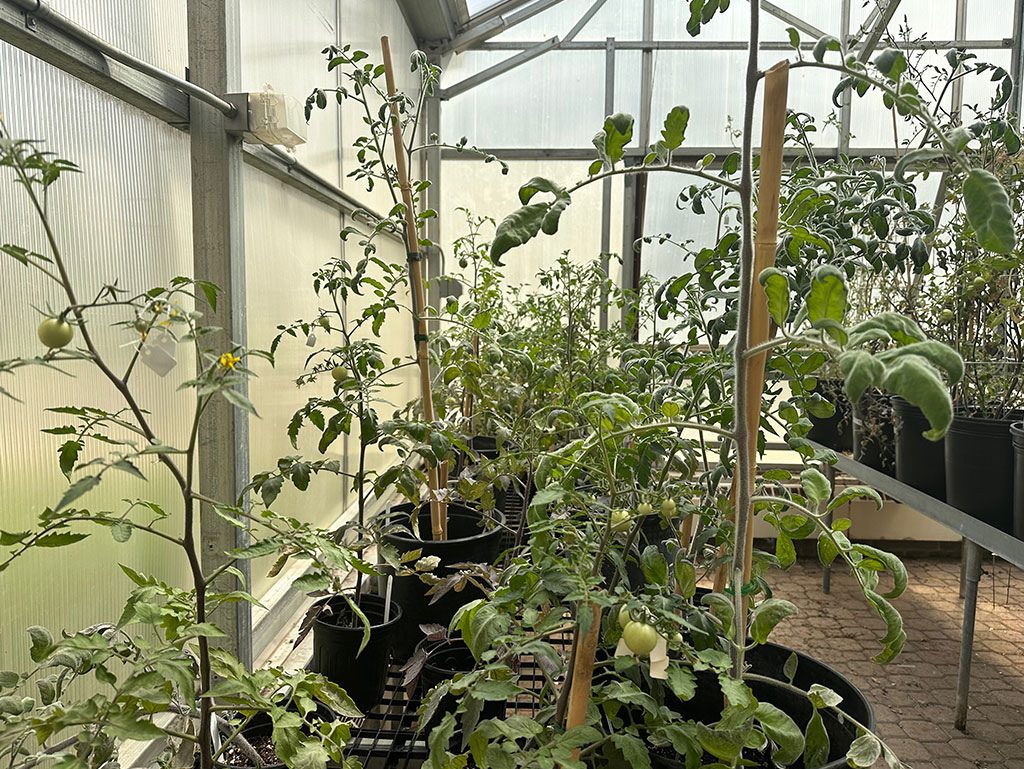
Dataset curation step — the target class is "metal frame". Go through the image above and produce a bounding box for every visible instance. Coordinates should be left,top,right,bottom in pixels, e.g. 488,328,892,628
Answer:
811,441,1024,731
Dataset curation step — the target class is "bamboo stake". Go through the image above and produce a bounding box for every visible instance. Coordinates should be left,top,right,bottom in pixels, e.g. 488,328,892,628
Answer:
713,60,790,599
380,36,447,540
564,603,601,759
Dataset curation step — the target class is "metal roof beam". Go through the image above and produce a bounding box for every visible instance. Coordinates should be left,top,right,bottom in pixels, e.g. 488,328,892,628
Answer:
440,35,559,98
440,0,567,54
745,0,827,40
474,38,1011,51
856,0,904,62
564,0,609,43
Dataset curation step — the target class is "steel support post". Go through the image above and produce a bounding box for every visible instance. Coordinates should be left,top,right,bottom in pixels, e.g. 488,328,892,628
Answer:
425,56,443,318
955,539,985,730
187,0,252,668
838,0,852,158
951,0,968,118
822,463,836,594
1011,0,1024,121
599,37,615,332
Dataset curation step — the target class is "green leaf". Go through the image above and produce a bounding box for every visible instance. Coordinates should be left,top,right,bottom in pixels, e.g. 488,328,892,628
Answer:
666,664,697,700
34,531,89,548
963,168,1016,253
490,203,549,265
785,27,800,49
817,533,839,566
806,265,847,324
56,475,100,511
701,593,735,640
58,440,82,480
0,671,19,689
755,702,804,766
221,387,259,417
759,268,789,326
807,683,843,709
661,105,691,150
750,598,798,644
847,734,882,768
863,589,907,663
28,626,54,663
812,35,840,62
775,532,796,569
874,49,907,79
695,722,747,764
853,544,908,598
838,350,884,404
877,340,964,386
893,147,947,182
611,733,652,769
111,521,133,543
803,709,830,767
848,312,926,347
719,675,754,708
827,485,883,512
881,355,954,439
800,468,831,505
603,113,634,164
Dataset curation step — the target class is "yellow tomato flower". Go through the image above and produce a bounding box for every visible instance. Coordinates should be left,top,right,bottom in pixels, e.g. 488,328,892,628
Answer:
219,352,241,370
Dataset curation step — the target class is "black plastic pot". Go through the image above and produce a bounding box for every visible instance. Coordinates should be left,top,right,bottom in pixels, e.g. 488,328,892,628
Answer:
805,379,853,452
1012,422,1024,538
417,639,506,732
650,643,873,769
310,593,402,711
852,392,895,475
892,396,946,500
945,412,1019,534
601,513,679,590
381,504,506,658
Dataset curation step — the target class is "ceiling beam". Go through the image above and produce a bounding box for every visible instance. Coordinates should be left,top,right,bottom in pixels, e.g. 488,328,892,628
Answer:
440,0,567,54
441,35,559,98
856,0,904,62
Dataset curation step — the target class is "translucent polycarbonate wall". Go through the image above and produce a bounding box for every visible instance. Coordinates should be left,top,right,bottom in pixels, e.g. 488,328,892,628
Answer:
438,0,1020,290
0,0,424,678
0,44,194,673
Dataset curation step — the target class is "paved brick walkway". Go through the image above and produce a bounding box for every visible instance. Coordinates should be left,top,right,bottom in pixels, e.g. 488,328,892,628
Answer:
766,556,1024,769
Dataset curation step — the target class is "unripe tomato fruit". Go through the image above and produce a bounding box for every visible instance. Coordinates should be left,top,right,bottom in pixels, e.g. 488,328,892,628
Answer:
622,621,659,657
618,605,634,628
939,309,954,323
610,509,631,533
331,365,348,381
661,498,677,517
38,317,74,349
637,502,654,517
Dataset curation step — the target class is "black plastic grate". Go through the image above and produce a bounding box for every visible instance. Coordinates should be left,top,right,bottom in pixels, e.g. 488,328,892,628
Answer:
344,483,547,768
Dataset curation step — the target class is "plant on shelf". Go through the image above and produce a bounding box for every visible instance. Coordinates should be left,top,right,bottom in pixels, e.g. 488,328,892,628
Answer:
415,4,1015,768
0,124,367,769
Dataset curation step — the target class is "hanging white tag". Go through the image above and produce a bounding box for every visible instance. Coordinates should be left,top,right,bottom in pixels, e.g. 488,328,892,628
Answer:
139,327,177,377
649,637,669,680
306,331,317,347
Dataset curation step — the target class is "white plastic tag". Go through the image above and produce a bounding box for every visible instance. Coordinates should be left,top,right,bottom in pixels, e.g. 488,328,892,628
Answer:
140,327,177,377
306,331,317,347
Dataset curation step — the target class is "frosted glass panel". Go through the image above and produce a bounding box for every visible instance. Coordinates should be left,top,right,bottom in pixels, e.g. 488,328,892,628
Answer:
243,168,349,600
443,52,606,146
0,45,193,674
47,0,187,73
490,0,643,41
967,0,1018,38
441,159,622,290
851,0,958,38
241,0,342,182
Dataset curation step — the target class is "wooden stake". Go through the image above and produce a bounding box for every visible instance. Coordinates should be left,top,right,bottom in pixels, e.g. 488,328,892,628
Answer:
713,60,790,597
380,36,447,540
564,603,601,759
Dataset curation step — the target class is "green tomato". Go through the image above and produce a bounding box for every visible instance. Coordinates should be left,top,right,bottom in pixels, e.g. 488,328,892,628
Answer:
331,365,348,382
618,605,635,628
622,621,659,657
939,309,954,323
610,509,632,533
637,502,654,517
661,498,677,517
38,317,74,349
319,317,331,331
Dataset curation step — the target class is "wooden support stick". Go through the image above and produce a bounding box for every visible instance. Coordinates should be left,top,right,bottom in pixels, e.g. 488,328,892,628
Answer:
381,36,447,540
713,60,790,598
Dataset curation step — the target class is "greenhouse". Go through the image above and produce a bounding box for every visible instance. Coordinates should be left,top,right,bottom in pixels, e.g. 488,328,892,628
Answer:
2,0,1024,768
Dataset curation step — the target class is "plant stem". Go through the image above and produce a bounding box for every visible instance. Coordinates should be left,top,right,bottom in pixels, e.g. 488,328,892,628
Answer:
728,0,761,681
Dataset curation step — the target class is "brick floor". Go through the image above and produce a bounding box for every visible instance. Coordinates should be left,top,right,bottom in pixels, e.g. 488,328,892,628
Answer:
766,556,1024,769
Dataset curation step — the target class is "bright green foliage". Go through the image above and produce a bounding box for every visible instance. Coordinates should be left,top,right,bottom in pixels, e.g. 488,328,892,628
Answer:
963,168,1016,253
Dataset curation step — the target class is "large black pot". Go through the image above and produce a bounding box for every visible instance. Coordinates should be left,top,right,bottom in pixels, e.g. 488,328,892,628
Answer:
893,396,945,500
215,702,336,769
381,503,505,658
1012,422,1024,537
601,513,679,590
310,593,402,712
945,412,1019,534
806,379,853,452
417,639,507,732
650,643,873,769
852,392,895,475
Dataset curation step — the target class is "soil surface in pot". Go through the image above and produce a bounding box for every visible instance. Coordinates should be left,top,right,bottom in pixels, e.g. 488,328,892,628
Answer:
219,734,280,768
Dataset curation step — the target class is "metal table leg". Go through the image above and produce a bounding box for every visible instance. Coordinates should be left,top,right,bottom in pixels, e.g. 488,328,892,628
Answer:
822,463,836,594
955,539,984,731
